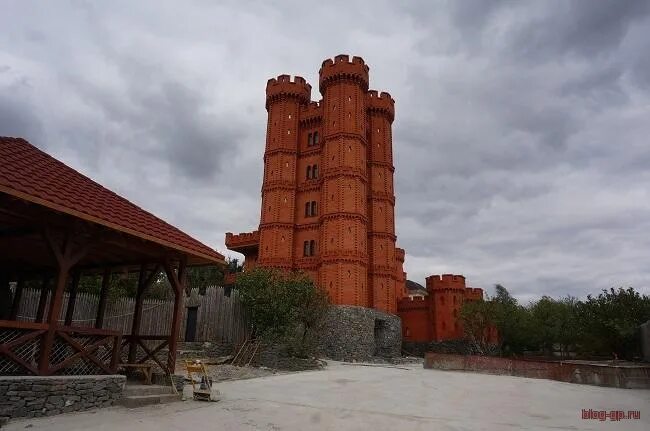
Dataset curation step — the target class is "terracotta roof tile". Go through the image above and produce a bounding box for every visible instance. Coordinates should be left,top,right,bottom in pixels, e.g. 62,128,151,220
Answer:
0,136,224,264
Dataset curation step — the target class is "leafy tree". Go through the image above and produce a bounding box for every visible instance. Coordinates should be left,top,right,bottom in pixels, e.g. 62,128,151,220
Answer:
575,287,650,359
235,267,330,357
460,299,497,353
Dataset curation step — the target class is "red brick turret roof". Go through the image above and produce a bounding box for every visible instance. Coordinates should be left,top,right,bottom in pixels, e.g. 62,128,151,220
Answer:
0,136,225,265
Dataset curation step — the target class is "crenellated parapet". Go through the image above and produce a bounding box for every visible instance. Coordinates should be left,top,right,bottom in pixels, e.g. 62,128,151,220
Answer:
395,248,405,262
299,100,323,124
225,230,260,251
367,90,395,122
464,287,484,301
266,75,312,109
319,54,369,93
397,295,429,310
426,274,466,291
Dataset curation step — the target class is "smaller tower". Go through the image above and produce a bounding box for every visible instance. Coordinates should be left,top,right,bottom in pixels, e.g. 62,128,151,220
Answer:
426,274,466,341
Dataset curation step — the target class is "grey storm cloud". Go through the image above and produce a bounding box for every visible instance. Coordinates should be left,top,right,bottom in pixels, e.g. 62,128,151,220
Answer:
1,0,649,302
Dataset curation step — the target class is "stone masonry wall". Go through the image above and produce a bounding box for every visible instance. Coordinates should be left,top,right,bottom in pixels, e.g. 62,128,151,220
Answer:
0,375,125,421
317,305,401,361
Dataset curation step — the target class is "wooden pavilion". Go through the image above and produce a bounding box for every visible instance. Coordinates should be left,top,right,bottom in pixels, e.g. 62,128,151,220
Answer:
0,136,225,376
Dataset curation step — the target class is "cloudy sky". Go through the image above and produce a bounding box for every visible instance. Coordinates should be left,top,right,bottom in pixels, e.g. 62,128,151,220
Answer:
1,0,649,302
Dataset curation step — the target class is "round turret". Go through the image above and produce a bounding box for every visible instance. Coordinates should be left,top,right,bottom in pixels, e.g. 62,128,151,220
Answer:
367,90,395,122
319,54,369,94
265,75,312,110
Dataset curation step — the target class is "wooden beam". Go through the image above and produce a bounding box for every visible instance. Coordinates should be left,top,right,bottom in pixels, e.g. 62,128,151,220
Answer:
39,229,89,375
64,271,81,326
9,274,25,320
128,264,148,363
166,257,186,373
95,268,111,329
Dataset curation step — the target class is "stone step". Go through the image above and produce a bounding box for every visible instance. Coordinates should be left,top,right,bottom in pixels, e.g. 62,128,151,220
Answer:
119,393,182,408
123,384,174,397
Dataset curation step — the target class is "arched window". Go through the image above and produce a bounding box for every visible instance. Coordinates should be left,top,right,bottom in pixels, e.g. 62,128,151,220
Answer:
307,133,313,146
453,309,457,318
305,202,310,217
311,201,317,216
313,131,319,145
440,296,445,305
309,240,316,256
303,241,310,257
312,165,318,178
453,296,457,304
306,166,312,179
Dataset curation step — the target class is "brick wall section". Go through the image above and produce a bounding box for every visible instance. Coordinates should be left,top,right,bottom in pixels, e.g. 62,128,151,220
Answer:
0,375,125,420
424,353,650,389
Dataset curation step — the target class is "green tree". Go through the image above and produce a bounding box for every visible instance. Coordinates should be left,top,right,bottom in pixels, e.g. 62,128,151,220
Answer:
575,287,650,359
235,267,330,357
460,299,496,354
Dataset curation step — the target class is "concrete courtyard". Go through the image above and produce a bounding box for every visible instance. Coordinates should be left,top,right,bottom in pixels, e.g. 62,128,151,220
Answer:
5,362,649,431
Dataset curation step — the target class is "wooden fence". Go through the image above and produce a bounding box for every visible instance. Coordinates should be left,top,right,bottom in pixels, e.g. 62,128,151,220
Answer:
14,286,249,343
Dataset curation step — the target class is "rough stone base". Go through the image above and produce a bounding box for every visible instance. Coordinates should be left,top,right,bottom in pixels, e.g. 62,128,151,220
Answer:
0,375,125,420
317,305,401,361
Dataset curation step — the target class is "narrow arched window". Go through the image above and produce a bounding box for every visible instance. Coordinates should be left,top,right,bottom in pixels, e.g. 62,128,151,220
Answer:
306,166,312,179
308,133,313,146
440,296,445,305
311,201,317,216
312,165,318,179
303,241,309,257
309,240,316,256
313,131,319,145
305,202,310,217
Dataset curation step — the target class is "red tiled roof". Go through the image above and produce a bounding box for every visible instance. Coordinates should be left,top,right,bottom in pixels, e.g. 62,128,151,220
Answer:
0,136,225,265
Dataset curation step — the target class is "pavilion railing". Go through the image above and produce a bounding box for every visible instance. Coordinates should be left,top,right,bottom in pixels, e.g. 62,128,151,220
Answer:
120,335,172,374
0,320,121,376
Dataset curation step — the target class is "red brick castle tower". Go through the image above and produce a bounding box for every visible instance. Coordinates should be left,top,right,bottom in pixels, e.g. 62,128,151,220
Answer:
226,55,406,314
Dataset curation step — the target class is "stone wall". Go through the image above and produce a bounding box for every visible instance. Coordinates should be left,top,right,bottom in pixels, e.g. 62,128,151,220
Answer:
424,353,650,389
0,375,125,421
317,305,401,361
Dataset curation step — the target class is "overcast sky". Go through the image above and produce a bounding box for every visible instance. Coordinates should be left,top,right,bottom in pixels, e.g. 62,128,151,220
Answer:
1,1,649,302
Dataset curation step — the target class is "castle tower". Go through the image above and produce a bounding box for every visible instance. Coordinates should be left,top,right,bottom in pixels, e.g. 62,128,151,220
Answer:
259,75,311,268
226,55,407,314
426,274,466,340
367,90,397,313
318,55,370,306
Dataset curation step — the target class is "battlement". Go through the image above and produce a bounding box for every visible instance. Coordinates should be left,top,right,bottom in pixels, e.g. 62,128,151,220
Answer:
299,100,323,122
397,296,429,310
426,274,466,291
225,230,260,252
395,248,405,262
464,287,484,301
319,54,370,93
266,75,312,107
367,90,395,121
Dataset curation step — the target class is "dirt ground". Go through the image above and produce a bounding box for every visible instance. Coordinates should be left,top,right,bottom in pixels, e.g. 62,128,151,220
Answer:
6,361,650,430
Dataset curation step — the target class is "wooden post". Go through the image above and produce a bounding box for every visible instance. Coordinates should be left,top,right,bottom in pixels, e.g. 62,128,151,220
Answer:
95,268,111,329
165,258,186,374
9,274,24,320
0,271,10,320
128,264,148,363
126,264,159,362
39,264,70,374
64,271,81,326
39,229,88,375
35,275,51,323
